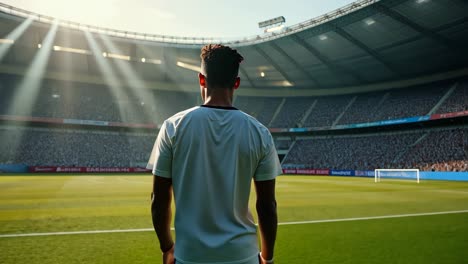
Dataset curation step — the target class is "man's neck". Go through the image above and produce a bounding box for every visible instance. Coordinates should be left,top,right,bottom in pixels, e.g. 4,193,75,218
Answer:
203,88,234,107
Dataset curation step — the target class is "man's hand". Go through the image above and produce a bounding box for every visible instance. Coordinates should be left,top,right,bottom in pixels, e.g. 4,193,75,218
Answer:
162,244,175,264
259,253,274,264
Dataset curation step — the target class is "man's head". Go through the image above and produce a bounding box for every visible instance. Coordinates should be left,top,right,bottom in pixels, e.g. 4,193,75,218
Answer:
199,44,244,90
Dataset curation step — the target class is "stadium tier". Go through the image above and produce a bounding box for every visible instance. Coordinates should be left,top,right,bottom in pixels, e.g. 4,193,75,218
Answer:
0,126,465,172
0,0,467,173
283,127,468,172
0,127,154,168
0,74,466,127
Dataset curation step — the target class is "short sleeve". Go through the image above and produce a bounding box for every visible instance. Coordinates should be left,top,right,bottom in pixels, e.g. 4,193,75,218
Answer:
254,135,282,181
146,121,173,178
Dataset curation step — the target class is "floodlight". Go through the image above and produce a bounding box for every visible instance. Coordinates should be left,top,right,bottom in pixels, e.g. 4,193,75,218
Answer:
260,72,265,77
51,94,60,98
416,0,429,3
177,61,201,72
364,18,375,26
37,43,42,48
258,16,286,28
52,45,91,55
265,25,284,33
283,80,293,87
0,39,14,44
148,59,162,65
102,52,107,57
141,58,146,63
107,53,130,61
319,35,328,41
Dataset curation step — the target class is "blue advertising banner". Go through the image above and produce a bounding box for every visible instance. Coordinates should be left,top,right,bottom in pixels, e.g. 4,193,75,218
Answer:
421,172,468,181
330,170,355,176
334,115,431,130
0,164,29,173
354,170,374,177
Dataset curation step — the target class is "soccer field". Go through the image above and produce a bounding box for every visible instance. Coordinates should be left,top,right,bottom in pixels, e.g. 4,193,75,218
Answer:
1,175,468,264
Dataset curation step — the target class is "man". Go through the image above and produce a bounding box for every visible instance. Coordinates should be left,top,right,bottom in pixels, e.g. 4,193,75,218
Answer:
147,44,282,264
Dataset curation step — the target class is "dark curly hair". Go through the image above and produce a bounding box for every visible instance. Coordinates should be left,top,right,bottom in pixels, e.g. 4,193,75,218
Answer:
200,44,244,89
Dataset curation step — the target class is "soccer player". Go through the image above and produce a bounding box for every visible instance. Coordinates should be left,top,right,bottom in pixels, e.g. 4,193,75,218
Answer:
147,44,282,264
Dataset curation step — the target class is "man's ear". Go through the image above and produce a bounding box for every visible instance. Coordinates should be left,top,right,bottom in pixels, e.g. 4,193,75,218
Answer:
198,73,207,88
233,77,241,90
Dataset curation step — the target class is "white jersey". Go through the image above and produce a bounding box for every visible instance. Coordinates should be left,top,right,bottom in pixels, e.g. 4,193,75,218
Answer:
147,105,282,264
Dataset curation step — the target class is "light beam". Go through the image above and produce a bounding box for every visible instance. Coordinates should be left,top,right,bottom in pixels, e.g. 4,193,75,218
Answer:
8,20,59,116
84,31,139,123
0,17,33,61
100,34,156,123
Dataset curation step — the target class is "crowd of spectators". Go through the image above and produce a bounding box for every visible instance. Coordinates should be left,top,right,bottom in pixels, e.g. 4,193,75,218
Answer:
275,139,293,150
0,127,155,167
284,132,422,170
1,74,466,129
234,96,282,125
0,125,465,171
284,127,468,172
436,79,468,114
372,83,447,120
303,95,351,128
1,73,467,172
270,98,312,128
398,128,468,172
338,92,387,125
0,75,199,125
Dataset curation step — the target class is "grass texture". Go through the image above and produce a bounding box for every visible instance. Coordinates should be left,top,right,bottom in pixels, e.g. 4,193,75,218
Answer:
1,175,468,263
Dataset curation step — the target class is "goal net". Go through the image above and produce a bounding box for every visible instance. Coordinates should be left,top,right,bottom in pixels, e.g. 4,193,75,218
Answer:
374,169,420,183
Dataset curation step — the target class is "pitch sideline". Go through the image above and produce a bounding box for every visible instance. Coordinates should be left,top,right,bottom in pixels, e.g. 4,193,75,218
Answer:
1,209,468,238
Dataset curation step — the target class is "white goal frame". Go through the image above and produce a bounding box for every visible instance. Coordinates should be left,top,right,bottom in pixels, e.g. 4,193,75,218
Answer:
374,169,420,183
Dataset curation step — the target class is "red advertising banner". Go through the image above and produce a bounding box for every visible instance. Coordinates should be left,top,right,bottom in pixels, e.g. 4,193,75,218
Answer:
29,166,151,173
282,169,297,174
430,110,468,120
282,168,330,175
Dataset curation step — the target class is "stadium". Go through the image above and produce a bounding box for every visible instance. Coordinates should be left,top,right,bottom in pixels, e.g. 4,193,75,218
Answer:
0,0,467,263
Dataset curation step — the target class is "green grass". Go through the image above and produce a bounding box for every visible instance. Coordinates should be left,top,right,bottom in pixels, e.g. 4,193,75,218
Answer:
1,175,468,263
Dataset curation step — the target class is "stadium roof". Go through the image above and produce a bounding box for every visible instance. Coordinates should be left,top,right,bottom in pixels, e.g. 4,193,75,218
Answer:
0,0,467,94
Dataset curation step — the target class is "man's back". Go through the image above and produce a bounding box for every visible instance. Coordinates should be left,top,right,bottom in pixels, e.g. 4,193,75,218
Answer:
149,44,280,264
150,105,281,263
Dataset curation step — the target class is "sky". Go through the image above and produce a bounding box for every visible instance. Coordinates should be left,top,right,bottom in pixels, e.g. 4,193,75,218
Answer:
3,0,357,39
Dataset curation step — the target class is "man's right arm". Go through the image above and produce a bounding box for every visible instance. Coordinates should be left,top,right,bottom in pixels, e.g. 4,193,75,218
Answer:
254,179,277,264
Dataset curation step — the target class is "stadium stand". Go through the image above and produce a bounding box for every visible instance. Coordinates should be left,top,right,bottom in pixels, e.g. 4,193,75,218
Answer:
372,83,448,120
275,139,293,150
399,128,468,172
234,96,282,125
1,125,465,171
302,95,352,128
0,74,465,128
337,92,385,125
284,132,422,170
0,74,199,124
436,79,468,114
0,127,154,167
283,127,468,172
0,0,467,173
270,97,312,128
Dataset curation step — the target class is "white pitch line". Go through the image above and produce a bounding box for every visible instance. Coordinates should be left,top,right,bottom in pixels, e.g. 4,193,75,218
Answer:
277,209,468,226
1,209,468,238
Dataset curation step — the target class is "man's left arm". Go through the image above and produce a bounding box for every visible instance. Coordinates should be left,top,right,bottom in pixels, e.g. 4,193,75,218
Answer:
151,175,174,262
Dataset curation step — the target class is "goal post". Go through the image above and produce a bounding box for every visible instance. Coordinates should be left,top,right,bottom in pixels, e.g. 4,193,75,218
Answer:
374,169,420,183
